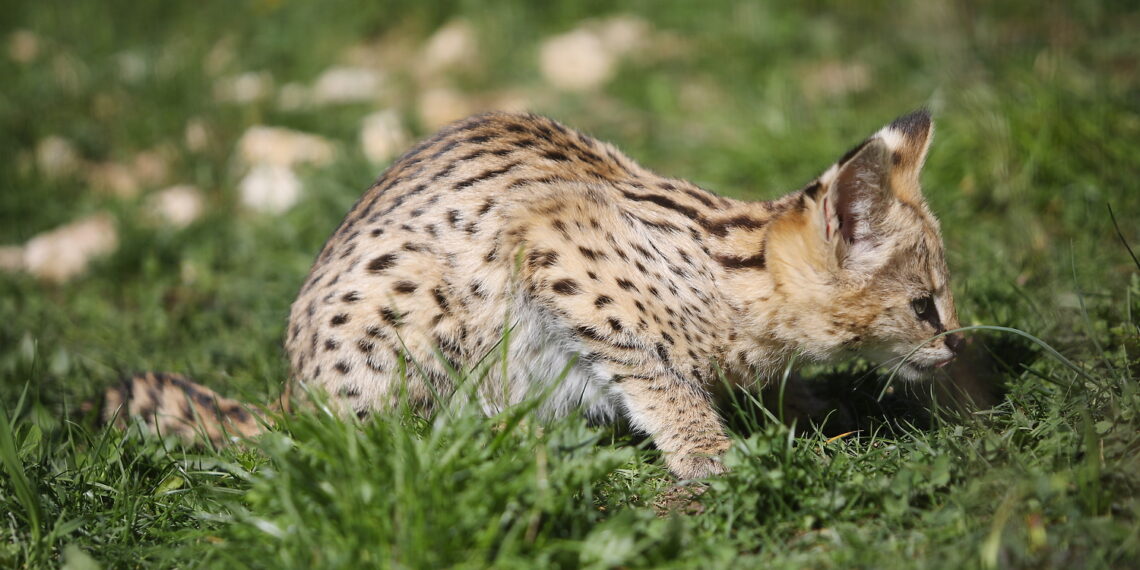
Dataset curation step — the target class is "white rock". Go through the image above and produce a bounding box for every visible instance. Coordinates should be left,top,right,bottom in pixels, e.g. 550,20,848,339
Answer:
204,36,237,75
239,164,302,214
277,82,311,110
8,30,40,63
418,87,472,130
237,126,335,167
146,185,204,228
132,149,170,186
539,28,615,92
35,136,80,179
421,20,477,74
0,246,24,272
214,71,273,103
115,51,148,83
184,118,210,152
360,110,410,164
21,213,119,283
86,162,139,198
311,66,384,105
595,15,651,56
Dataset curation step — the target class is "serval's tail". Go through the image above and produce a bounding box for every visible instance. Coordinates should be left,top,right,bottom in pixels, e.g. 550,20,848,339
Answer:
95,372,274,445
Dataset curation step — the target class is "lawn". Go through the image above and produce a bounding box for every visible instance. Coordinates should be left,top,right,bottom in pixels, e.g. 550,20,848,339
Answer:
1,0,1138,567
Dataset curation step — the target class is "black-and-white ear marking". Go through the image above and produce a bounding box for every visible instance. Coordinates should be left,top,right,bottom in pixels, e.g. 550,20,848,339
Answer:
816,109,935,247
876,109,934,195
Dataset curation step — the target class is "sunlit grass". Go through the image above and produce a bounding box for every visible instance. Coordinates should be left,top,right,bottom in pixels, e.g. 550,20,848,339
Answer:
1,0,1138,567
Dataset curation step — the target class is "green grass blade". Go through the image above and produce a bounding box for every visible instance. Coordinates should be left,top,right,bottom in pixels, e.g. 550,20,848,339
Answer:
0,394,44,544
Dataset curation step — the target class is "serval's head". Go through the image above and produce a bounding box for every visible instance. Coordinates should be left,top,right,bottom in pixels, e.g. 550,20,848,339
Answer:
767,110,961,379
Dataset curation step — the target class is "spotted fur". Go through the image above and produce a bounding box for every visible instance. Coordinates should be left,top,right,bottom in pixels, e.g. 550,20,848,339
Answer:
104,111,960,478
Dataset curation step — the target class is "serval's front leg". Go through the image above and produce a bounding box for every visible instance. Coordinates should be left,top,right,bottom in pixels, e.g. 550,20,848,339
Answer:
615,374,730,479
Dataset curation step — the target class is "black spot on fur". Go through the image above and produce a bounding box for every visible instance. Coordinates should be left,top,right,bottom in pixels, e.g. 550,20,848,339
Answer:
552,279,580,295
459,148,488,161
339,243,357,259
342,291,361,303
393,281,418,294
379,307,404,327
331,314,349,326
454,162,520,191
578,246,606,261
334,361,351,374
683,187,718,209
477,198,495,216
630,215,681,233
621,191,701,222
432,287,450,313
594,295,613,308
715,251,766,270
552,219,568,237
703,215,765,238
527,249,559,269
573,325,606,344
367,253,398,273
469,281,488,298
430,162,456,182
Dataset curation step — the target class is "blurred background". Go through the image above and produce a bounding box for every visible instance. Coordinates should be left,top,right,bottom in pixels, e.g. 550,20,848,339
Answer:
0,0,1136,404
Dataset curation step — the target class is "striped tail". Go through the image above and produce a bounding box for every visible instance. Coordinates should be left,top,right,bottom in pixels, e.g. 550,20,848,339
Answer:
97,372,270,445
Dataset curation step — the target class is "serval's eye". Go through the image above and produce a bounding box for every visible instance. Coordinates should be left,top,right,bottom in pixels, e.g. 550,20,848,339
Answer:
911,296,935,321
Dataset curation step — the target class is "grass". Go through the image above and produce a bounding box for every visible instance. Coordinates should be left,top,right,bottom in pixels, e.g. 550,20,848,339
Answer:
2,0,1139,567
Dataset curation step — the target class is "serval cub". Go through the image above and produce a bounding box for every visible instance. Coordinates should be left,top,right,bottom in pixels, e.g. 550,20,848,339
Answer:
102,110,961,478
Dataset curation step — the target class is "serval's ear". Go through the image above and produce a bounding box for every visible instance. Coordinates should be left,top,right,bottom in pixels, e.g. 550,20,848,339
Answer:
826,137,892,245
874,109,934,203
811,110,934,269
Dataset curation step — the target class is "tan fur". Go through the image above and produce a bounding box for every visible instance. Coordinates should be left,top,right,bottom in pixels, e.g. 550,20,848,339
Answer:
100,372,267,444
102,111,960,478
